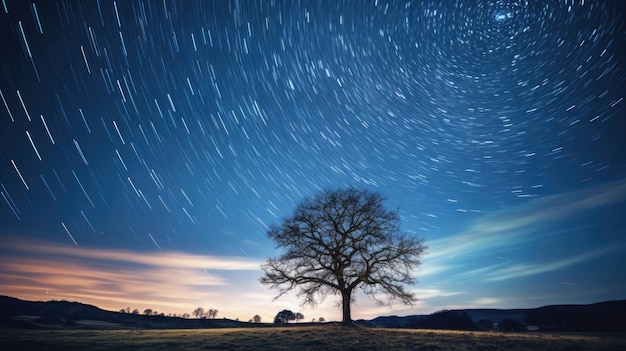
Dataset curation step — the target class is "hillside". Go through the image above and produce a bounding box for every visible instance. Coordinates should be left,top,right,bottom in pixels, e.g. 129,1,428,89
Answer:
0,295,249,330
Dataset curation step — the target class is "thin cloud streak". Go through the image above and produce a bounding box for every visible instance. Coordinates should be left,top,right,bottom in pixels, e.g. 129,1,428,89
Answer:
2,239,261,270
483,246,621,282
424,179,626,264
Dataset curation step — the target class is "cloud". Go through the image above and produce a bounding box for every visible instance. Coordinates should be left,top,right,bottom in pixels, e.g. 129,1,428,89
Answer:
0,238,265,317
424,179,626,267
2,239,261,270
473,297,500,306
410,288,463,300
482,246,621,282
408,179,626,314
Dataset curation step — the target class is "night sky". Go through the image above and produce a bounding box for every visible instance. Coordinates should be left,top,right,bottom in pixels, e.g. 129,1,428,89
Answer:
1,0,625,322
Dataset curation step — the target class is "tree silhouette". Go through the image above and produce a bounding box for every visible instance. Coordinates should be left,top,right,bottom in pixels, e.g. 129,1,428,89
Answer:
193,307,204,319
318,317,325,323
207,309,218,319
294,312,304,323
274,309,295,324
261,188,427,326
253,314,262,323
132,309,139,314
143,309,152,316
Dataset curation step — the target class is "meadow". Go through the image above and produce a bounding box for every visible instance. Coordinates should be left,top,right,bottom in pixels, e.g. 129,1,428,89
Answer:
1,326,625,351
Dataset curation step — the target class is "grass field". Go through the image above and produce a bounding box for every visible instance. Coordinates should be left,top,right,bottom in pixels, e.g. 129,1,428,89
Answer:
1,326,625,351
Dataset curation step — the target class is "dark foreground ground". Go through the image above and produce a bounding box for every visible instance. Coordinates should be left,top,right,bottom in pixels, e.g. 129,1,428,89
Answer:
1,326,625,351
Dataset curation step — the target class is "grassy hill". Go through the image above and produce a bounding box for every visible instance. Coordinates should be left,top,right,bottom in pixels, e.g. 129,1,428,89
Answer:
0,295,249,330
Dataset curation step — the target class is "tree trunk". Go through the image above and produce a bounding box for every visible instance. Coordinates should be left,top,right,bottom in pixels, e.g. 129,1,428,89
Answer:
341,288,353,327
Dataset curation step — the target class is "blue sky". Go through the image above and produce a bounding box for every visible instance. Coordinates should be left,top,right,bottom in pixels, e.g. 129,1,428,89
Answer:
1,0,625,322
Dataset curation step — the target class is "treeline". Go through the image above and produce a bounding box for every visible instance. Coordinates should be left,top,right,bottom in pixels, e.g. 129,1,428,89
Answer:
272,309,325,324
117,306,219,320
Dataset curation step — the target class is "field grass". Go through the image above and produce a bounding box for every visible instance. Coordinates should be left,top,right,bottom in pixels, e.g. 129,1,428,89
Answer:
1,326,625,351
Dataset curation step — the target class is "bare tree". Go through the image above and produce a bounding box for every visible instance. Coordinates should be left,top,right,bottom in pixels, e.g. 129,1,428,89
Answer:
207,309,218,319
253,314,262,323
260,188,427,326
193,307,204,319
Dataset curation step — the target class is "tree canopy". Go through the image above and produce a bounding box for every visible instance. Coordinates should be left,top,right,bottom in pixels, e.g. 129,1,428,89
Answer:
274,309,295,324
260,188,427,326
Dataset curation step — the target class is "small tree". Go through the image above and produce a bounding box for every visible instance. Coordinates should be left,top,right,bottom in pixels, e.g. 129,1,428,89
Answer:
274,309,295,324
261,188,427,326
143,309,152,316
253,314,262,323
294,312,304,323
132,309,139,314
193,307,204,319
318,317,325,323
207,309,218,319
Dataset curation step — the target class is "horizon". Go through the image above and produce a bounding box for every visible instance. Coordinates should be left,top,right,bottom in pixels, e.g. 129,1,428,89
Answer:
3,290,624,321
1,1,625,325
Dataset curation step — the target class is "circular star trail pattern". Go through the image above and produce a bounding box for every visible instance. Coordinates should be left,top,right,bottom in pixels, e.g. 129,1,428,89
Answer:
0,1,625,254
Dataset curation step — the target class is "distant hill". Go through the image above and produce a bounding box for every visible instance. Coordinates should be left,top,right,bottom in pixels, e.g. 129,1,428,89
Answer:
1,295,625,331
0,295,250,329
357,300,626,332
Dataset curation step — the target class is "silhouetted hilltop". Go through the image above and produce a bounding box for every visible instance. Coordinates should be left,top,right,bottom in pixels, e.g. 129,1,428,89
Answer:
0,295,249,329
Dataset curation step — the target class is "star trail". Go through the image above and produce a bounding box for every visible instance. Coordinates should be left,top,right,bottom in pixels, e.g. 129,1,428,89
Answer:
0,1,625,320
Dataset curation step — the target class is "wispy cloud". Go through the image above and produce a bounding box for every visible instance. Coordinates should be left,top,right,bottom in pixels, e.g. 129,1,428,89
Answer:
410,288,463,300
473,297,501,306
0,238,266,317
424,179,626,270
482,246,621,282
2,239,261,270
